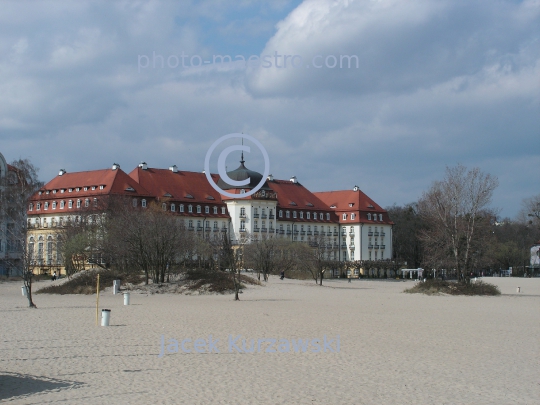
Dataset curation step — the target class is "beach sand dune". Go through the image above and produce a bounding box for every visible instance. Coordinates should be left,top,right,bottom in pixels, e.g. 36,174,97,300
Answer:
1,277,538,404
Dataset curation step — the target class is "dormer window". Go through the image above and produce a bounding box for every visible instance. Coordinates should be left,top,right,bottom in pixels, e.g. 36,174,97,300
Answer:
52,190,56,194
69,188,73,192
351,213,356,220
171,204,176,212
132,199,137,207
307,212,311,219
326,213,330,220
343,213,347,220
286,211,290,218
180,204,184,213
379,214,383,221
367,213,371,220
197,205,201,213
76,188,80,192
60,201,65,209
44,202,49,210
85,199,89,207
205,206,210,214
279,210,283,218
91,186,96,190
300,212,303,219
77,199,81,208
60,189,65,193
52,202,57,209
84,187,88,191
29,203,33,211
142,199,147,208
94,198,98,207
188,205,193,213
162,203,167,211
213,207,218,214
68,200,73,208
221,207,226,214
320,213,323,220
100,185,104,190
293,211,297,219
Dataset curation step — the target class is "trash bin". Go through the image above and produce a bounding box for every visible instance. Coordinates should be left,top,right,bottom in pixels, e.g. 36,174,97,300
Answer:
101,309,111,326
21,286,27,297
517,287,521,293
123,292,130,305
113,280,120,295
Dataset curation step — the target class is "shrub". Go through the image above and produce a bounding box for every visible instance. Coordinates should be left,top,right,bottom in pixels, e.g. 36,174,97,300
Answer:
404,279,501,296
36,270,144,295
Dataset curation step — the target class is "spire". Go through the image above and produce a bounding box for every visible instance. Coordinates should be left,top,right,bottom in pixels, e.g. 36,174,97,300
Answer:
240,137,245,165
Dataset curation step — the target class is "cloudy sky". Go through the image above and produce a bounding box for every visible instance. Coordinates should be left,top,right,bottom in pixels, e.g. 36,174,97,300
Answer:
1,0,538,218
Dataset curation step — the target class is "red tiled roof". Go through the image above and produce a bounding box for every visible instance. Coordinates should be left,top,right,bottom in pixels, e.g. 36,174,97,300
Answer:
28,168,153,215
314,189,393,225
128,167,226,205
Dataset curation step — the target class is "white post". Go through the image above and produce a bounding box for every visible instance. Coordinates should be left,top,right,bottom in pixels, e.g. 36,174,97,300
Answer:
517,287,521,293
21,286,27,296
113,280,120,295
123,292,130,305
101,309,111,326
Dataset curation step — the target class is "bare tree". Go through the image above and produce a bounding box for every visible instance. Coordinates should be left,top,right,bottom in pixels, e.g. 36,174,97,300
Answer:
417,165,498,282
220,232,242,300
518,194,540,229
386,203,425,267
294,234,335,285
0,159,42,307
244,235,295,281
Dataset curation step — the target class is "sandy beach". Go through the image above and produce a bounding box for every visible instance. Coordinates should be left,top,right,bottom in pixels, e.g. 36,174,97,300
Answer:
1,276,539,405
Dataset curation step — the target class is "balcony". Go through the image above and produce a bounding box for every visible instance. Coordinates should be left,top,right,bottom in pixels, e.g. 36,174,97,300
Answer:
279,230,285,234
341,243,346,248
294,230,299,235
254,227,260,232
261,214,267,219
318,231,323,236
213,228,219,232
239,213,246,218
269,214,275,219
240,228,246,233
286,230,292,235
368,232,373,236
380,232,386,237
374,245,380,249
380,244,385,249
261,227,267,232
307,231,312,235
221,228,227,232
333,243,338,248
269,227,274,232
349,231,355,236
197,226,203,231
253,213,260,218
374,232,379,236
300,231,306,235
333,231,338,236
188,227,194,231
341,232,346,236
368,244,373,249
308,241,318,247
349,243,355,247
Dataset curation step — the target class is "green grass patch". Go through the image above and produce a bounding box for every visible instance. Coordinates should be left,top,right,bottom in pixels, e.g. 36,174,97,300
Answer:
404,279,501,296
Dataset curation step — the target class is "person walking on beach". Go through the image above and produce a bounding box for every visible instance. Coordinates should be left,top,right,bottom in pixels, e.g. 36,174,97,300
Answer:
280,270,285,280
52,271,57,281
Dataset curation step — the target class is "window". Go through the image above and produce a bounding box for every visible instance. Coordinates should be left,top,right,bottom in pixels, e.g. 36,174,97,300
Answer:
76,199,81,208
52,202,57,209
93,198,98,207
180,204,185,213
197,220,201,228
351,213,355,220
85,199,89,207
83,187,88,191
293,211,297,218
197,205,201,213
205,206,210,214
373,214,377,221
313,212,317,219
221,207,226,214
68,188,73,192
68,200,73,209
171,204,176,212
320,213,323,220
29,203,33,211
379,214,383,221
300,211,303,219
44,202,49,210
162,203,167,211
188,205,193,213
91,186,96,190
286,211,290,218
76,188,80,192
132,199,137,207
188,220,193,228
142,199,147,208
213,221,218,229
60,201,65,209
37,203,41,210
213,207,218,214
367,213,371,220
240,207,246,217
279,210,283,218
100,185,104,190
240,220,245,230
307,212,310,219
343,213,347,220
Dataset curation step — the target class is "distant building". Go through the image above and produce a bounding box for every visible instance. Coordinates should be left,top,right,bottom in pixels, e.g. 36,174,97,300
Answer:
27,158,393,275
0,152,24,276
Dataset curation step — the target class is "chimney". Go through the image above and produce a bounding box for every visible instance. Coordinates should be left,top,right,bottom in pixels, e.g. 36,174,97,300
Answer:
58,169,66,176
112,163,120,170
139,162,148,170
169,165,178,173
267,174,274,181
290,176,297,184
